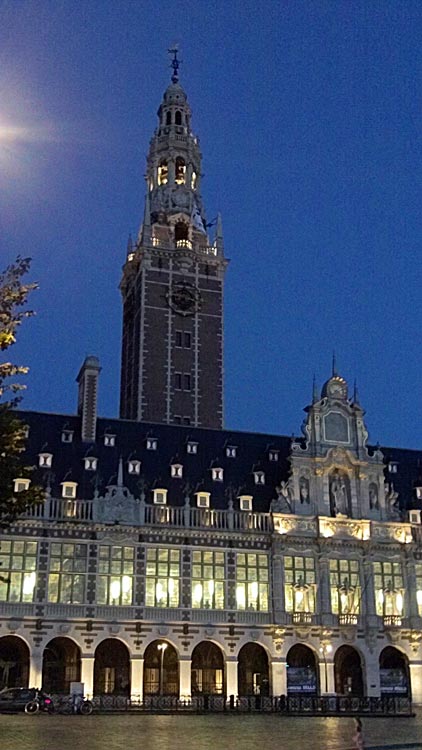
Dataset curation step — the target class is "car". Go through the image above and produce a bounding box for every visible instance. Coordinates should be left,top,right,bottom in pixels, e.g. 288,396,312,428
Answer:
0,687,54,713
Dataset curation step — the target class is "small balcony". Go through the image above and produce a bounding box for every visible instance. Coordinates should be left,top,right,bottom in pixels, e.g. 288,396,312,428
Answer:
292,612,314,625
338,613,358,626
176,239,192,249
383,615,403,628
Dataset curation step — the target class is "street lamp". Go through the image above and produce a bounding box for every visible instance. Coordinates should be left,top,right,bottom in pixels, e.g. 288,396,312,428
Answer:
157,643,168,696
319,643,332,694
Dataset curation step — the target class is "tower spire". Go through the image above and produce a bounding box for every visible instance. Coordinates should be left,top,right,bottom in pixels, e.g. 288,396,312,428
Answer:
168,45,181,83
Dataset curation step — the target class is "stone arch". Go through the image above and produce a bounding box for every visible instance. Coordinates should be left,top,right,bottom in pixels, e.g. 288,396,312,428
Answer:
238,643,269,697
94,638,130,696
42,637,81,694
175,110,182,125
143,640,179,697
0,635,30,689
286,643,318,695
379,646,410,697
191,641,225,695
334,645,364,696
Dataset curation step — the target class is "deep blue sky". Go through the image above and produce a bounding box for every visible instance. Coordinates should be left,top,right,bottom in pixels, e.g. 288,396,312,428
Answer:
1,1,421,448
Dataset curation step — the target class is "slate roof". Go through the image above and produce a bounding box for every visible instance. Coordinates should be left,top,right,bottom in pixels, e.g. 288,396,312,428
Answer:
16,410,422,514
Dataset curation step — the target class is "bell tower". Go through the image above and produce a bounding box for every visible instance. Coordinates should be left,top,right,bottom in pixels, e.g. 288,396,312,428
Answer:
119,52,228,428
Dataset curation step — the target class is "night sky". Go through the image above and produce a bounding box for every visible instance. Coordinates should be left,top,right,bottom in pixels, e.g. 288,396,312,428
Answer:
1,1,422,449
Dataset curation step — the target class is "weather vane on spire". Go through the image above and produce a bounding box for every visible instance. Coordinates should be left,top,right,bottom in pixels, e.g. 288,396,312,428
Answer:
168,45,181,83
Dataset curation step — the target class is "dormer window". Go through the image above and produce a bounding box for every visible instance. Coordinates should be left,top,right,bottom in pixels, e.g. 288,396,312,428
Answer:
254,471,265,485
104,434,116,447
211,467,224,482
39,453,52,468
61,482,77,499
84,457,98,471
128,459,141,475
175,157,186,185
153,488,168,505
388,462,398,474
226,446,237,458
22,425,30,439
239,495,253,511
409,509,421,524
14,478,30,493
187,441,198,455
158,160,168,185
269,450,279,462
171,463,183,479
61,430,74,444
416,486,422,500
196,492,210,509
146,438,158,451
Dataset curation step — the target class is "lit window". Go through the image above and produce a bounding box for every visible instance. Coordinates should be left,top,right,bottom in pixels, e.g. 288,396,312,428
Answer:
97,545,134,606
128,459,141,475
13,478,31,493
415,563,422,616
84,456,98,471
191,549,225,609
226,446,237,458
48,542,88,604
146,438,158,451
61,430,73,444
158,160,168,185
329,559,361,616
388,462,398,474
191,171,197,190
153,488,168,505
211,467,223,482
0,540,38,603
236,553,268,611
104,434,116,447
239,495,253,511
145,548,180,607
269,450,279,462
373,561,404,619
61,482,77,499
187,442,198,455
254,471,265,485
284,556,316,614
196,492,210,508
175,157,186,185
171,463,183,479
39,453,53,468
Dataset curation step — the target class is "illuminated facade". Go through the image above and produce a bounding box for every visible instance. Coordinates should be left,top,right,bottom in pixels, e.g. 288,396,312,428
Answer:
2,61,422,707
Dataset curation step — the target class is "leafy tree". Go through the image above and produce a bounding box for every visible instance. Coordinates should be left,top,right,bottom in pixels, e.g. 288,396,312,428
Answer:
0,256,44,523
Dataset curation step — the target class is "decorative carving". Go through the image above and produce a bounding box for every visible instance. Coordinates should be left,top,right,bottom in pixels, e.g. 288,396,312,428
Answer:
299,477,310,505
272,482,293,513
330,471,350,517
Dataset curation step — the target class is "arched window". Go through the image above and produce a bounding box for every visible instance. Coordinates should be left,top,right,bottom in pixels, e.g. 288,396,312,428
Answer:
166,111,171,126
175,110,182,125
158,160,168,186
175,223,188,242
175,157,186,185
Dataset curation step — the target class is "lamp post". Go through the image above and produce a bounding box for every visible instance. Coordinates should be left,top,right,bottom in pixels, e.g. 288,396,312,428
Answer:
319,643,332,694
157,643,168,696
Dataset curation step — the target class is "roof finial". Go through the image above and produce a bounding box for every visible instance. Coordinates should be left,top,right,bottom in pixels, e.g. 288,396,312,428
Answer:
168,45,181,83
312,373,319,404
332,350,338,377
353,379,360,406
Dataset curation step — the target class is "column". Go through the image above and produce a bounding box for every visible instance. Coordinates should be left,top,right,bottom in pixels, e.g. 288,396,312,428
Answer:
409,661,422,704
365,652,381,697
318,555,332,625
319,659,335,695
271,659,286,697
362,557,378,627
130,657,144,701
272,549,285,622
80,655,95,699
225,658,238,698
29,650,43,689
179,658,192,700
405,558,419,625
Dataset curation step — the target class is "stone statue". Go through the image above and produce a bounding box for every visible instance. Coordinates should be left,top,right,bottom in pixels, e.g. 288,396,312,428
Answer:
369,484,379,511
330,473,349,516
299,477,310,505
385,484,401,520
271,481,292,513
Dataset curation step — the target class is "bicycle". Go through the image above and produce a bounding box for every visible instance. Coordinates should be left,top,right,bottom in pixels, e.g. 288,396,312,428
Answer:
57,694,93,715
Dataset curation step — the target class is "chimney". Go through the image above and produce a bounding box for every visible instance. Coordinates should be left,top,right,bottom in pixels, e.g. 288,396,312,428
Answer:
76,356,101,443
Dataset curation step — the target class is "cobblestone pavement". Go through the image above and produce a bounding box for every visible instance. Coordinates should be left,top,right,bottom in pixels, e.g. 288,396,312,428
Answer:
1,710,421,750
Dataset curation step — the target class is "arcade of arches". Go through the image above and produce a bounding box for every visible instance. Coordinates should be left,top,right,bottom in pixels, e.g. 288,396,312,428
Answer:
0,636,412,699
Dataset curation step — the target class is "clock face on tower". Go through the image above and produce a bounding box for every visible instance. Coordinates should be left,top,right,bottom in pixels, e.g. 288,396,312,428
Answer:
167,283,201,316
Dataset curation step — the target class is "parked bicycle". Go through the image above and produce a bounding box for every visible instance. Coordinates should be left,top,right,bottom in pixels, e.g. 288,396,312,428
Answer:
57,694,93,715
